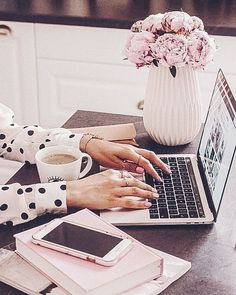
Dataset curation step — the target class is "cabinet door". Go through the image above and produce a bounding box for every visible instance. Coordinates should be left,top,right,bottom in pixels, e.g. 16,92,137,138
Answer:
37,59,146,127
36,24,146,127
0,21,38,125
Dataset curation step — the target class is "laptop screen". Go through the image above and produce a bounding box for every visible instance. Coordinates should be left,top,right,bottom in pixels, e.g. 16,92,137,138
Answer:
198,70,236,215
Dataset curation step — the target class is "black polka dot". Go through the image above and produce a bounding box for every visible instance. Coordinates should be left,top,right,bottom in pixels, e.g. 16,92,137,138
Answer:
23,126,28,129
7,147,12,152
60,184,66,191
0,204,8,211
69,134,75,138
21,213,29,220
29,202,36,209
34,125,38,127
1,186,9,191
39,144,45,150
45,139,51,142
20,148,24,154
0,134,6,140
10,123,14,126
25,187,33,193
54,199,62,207
11,139,15,144
17,188,24,195
1,143,7,149
6,221,13,227
38,188,46,194
27,130,34,136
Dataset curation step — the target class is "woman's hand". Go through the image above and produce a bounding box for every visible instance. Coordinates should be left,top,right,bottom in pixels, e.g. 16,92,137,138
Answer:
81,139,171,181
66,169,158,210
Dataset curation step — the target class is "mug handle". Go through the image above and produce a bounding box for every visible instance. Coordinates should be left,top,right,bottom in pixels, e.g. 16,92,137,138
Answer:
79,153,93,178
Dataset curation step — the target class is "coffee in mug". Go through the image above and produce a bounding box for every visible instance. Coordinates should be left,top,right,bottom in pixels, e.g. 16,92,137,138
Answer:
35,145,93,183
42,154,77,165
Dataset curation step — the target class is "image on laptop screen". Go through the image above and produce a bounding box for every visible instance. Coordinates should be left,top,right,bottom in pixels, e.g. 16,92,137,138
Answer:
198,70,236,213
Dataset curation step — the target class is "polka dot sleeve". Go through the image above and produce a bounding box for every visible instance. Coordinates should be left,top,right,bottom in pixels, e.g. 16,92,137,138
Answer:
0,104,83,164
0,182,67,226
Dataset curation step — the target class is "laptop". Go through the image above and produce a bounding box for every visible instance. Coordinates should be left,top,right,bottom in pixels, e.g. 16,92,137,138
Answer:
101,69,236,225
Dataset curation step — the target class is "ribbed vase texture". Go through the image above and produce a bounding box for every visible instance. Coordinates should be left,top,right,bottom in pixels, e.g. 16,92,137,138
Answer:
143,65,202,146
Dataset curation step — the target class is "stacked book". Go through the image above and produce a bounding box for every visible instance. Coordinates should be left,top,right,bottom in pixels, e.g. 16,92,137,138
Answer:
0,209,191,294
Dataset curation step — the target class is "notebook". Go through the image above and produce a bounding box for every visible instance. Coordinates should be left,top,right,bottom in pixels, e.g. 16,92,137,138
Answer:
14,209,163,295
101,69,236,225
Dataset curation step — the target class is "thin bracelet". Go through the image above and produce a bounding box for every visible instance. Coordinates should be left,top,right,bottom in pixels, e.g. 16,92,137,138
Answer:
80,133,103,152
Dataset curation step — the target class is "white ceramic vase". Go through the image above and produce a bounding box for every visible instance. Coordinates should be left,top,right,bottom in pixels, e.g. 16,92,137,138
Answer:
143,65,202,146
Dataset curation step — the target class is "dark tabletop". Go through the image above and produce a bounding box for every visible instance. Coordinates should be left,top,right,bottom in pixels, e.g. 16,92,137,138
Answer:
0,0,236,36
0,110,236,295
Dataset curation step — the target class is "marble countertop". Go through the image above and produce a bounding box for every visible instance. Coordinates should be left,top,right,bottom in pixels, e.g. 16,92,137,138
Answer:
0,0,236,36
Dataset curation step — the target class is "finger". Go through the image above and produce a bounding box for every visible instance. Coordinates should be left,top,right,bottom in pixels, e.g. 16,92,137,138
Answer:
116,186,159,199
115,197,152,209
138,150,171,174
117,176,156,192
123,161,145,174
120,148,163,181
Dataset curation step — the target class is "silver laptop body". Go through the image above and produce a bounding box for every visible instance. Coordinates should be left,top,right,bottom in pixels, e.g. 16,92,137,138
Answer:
101,70,236,226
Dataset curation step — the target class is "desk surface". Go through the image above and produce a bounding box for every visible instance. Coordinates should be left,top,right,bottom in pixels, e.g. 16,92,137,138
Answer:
0,110,236,295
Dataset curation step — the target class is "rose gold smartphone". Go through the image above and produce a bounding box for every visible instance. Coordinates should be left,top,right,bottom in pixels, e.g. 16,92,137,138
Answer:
32,219,133,266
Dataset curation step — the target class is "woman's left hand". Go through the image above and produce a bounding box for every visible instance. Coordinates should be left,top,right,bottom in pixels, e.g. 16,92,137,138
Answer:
82,139,171,181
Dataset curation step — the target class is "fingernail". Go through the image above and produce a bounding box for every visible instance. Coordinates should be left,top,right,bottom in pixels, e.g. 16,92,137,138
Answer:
152,187,157,192
152,193,159,198
136,166,144,173
144,201,152,207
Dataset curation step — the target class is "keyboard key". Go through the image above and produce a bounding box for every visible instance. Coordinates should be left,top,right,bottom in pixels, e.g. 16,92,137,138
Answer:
178,204,187,209
150,214,159,219
179,209,188,213
167,201,176,206
168,205,177,210
159,209,169,218
189,211,198,218
169,210,178,215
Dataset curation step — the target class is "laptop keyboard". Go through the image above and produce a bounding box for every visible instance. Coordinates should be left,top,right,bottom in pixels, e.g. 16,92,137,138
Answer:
146,157,205,219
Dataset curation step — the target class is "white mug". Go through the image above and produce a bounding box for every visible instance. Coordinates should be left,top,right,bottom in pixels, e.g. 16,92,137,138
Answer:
35,145,92,183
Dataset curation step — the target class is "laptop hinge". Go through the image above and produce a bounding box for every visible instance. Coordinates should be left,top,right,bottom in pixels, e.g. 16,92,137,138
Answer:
197,154,217,221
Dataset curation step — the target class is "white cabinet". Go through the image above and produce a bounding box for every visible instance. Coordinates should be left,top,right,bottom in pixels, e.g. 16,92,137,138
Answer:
35,24,146,127
0,21,38,125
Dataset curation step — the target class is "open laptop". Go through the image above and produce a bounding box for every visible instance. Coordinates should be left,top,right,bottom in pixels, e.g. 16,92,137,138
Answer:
101,69,236,225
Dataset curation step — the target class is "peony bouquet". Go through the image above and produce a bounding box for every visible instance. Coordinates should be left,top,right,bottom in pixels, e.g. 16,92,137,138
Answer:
123,11,216,77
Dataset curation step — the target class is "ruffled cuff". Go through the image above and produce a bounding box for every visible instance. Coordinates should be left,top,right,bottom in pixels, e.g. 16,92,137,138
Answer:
35,181,67,216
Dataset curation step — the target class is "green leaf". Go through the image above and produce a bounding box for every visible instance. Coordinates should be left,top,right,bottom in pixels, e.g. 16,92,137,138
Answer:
169,66,176,78
153,59,159,67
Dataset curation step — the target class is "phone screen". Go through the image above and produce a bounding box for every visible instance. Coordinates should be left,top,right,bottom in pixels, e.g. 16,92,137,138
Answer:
41,222,123,258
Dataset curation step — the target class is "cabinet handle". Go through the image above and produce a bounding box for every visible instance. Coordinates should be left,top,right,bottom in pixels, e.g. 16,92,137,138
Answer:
137,100,144,110
0,24,12,36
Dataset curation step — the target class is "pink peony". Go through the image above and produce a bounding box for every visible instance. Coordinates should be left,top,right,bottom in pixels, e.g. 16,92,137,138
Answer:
123,31,155,68
161,11,194,34
142,13,164,33
191,16,204,31
187,30,216,69
152,34,188,67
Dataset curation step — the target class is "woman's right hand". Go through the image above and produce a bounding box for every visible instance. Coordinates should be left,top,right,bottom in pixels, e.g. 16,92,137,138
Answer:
66,169,158,210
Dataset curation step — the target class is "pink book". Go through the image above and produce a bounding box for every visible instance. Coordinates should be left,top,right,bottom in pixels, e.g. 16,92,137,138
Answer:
14,209,163,295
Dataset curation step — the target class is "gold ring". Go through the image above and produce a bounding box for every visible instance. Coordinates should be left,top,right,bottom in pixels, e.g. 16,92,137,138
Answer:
137,155,142,166
120,170,125,178
124,177,129,187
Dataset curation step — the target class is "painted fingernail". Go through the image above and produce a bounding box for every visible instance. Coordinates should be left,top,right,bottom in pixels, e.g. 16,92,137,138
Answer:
136,166,144,173
144,201,152,207
152,193,159,198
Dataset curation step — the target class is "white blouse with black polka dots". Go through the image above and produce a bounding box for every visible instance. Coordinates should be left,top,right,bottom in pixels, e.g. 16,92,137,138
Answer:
0,103,83,226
